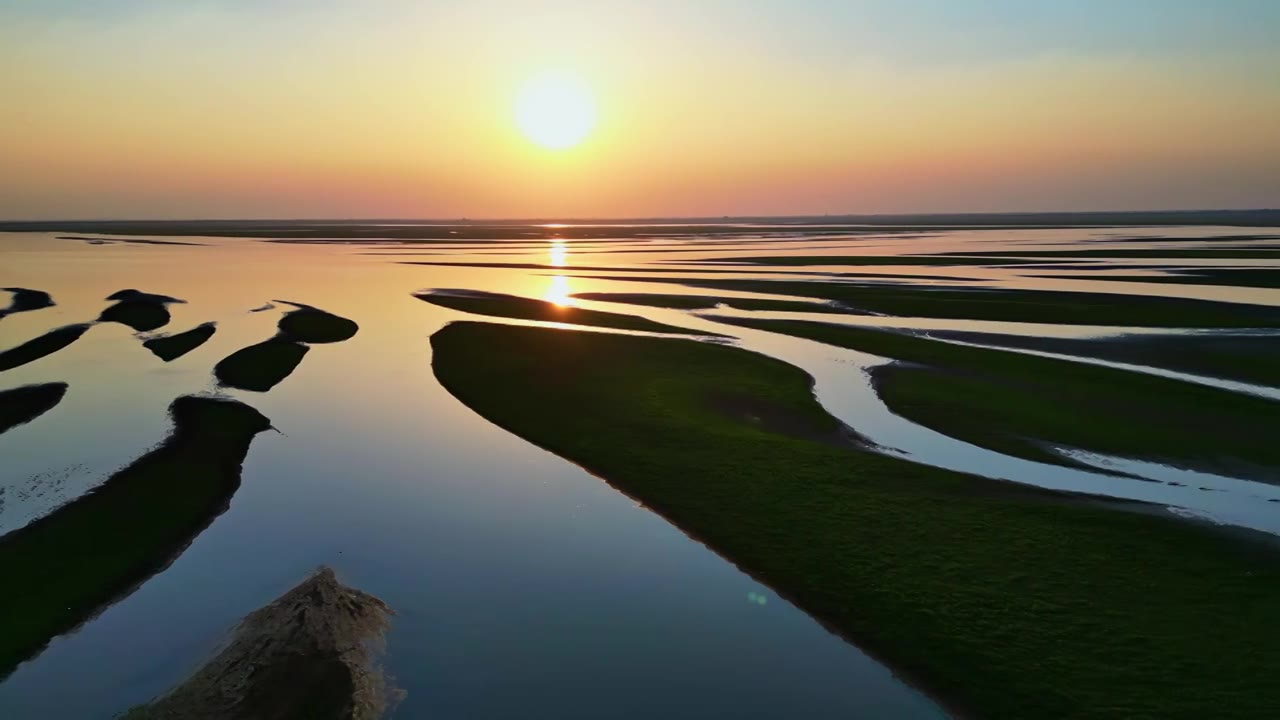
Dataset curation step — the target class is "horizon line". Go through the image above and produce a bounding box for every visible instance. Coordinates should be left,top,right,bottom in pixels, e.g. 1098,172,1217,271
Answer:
2,208,1279,226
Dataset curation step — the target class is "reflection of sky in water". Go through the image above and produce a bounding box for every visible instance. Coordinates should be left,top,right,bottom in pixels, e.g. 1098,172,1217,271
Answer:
1,225,1278,718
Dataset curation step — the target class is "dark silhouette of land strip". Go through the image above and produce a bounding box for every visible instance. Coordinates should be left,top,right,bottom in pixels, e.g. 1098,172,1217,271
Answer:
415,289,712,335
98,289,185,332
215,304,357,391
0,324,92,372
2,209,1278,239
0,396,272,679
0,383,68,435
598,277,1280,328
143,323,218,362
58,236,206,246
0,288,55,319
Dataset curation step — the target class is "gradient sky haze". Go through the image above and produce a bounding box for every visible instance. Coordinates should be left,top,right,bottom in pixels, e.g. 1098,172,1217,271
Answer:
2,0,1278,219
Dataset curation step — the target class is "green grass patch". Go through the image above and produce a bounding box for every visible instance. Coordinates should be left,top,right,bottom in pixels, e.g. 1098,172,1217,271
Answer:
0,324,92,372
1047,268,1280,290
714,317,1280,480
926,329,1280,389
432,321,1280,719
0,382,68,435
214,339,309,392
630,278,1280,328
143,323,217,362
0,396,271,678
699,255,1045,266
571,291,843,314
950,248,1280,260
415,290,709,335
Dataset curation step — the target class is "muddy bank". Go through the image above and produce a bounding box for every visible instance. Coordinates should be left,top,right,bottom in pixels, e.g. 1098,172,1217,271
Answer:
124,567,396,720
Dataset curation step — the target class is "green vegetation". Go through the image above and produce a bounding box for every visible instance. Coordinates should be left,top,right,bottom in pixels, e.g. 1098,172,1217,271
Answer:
143,323,218,362
622,277,1280,327
432,321,1280,719
278,307,359,344
949,248,1280,260
571,291,842,314
0,324,92,372
926,329,1280,389
0,383,68,434
0,287,54,319
415,290,710,335
0,396,271,678
714,317,1280,480
699,255,1045,266
214,339,309,392
1048,268,1280,290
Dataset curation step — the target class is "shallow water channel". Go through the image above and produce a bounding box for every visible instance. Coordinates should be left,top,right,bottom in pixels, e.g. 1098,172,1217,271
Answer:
2,224,1278,718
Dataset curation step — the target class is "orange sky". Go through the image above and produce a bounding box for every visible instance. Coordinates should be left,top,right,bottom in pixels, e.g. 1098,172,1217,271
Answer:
2,2,1278,219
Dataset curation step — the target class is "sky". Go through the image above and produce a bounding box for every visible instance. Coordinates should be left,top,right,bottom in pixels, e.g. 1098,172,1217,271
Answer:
1,0,1278,219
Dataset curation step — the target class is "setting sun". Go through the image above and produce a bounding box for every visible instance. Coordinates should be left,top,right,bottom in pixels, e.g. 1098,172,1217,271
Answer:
514,70,597,150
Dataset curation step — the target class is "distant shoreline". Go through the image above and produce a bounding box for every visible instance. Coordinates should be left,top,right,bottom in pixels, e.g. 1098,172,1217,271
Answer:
1,208,1279,230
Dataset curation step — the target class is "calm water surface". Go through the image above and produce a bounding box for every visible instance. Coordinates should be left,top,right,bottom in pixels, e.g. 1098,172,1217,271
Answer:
1,225,1278,718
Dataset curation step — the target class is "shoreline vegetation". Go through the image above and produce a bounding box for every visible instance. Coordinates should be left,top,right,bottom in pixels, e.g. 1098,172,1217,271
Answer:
414,289,713,335
597,277,1280,328
124,567,397,720
711,316,1280,481
923,328,1280,389
571,291,843,314
1039,267,1280,290
0,396,271,679
431,321,1280,719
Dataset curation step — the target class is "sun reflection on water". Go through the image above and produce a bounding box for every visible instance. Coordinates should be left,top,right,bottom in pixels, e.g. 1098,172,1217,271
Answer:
549,238,568,267
544,275,573,307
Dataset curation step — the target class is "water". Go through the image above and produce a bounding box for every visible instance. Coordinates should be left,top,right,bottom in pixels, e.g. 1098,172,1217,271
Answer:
1,224,1278,718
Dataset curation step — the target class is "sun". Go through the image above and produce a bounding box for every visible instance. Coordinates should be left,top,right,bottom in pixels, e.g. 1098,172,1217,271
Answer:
515,70,597,150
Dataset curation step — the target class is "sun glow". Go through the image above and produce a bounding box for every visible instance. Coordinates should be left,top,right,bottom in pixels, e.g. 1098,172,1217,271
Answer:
549,238,568,267
515,71,597,150
544,275,573,306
